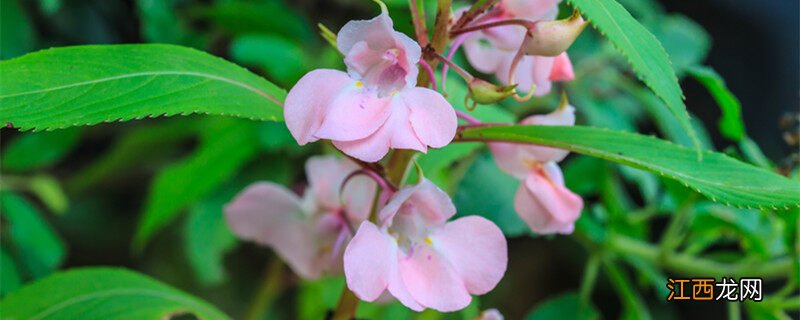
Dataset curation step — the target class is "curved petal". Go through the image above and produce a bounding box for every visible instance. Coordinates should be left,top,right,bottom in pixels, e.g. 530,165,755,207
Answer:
504,0,561,21
463,34,512,74
344,222,397,301
333,97,425,162
403,87,457,148
407,179,457,224
314,85,393,142
338,13,396,54
530,55,555,96
284,69,354,145
224,182,322,278
489,142,532,179
514,166,583,234
519,105,575,162
430,216,507,294
305,156,359,210
549,52,575,81
342,174,378,223
398,243,472,312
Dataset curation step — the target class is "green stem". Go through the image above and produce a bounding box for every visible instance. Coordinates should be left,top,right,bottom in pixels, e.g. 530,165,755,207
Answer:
330,288,361,320
727,301,741,320
775,296,800,310
244,258,284,320
579,254,601,303
609,234,793,279
657,194,697,258
603,259,651,320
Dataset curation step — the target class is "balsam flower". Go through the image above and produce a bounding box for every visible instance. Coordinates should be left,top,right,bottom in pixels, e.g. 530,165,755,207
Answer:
285,13,457,162
344,179,507,312
460,0,575,96
489,104,583,234
224,156,376,279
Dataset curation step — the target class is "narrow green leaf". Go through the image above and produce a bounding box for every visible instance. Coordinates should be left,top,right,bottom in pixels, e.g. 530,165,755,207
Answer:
569,0,701,154
27,175,69,214
1,128,82,172
0,267,231,320
457,125,800,209
688,65,745,141
0,192,66,279
133,119,259,252
0,44,285,131
526,292,599,320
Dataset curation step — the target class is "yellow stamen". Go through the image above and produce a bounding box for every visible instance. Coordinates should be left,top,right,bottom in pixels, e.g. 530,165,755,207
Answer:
355,81,363,88
424,237,433,245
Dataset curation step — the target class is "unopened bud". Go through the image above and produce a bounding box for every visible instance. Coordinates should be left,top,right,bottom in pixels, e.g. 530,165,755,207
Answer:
467,78,517,105
522,11,587,57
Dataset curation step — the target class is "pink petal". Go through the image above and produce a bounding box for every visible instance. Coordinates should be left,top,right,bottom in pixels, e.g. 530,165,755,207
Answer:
504,0,561,21
430,216,507,294
314,86,393,142
549,52,575,81
284,69,353,145
337,13,396,55
462,34,511,74
342,173,378,223
398,243,472,312
379,179,456,227
489,142,532,179
224,182,322,278
514,164,583,234
403,87,457,148
305,156,359,211
519,105,576,163
343,221,396,301
333,98,425,162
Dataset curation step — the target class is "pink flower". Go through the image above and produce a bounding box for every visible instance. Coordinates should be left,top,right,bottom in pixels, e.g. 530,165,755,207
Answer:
285,13,457,162
478,309,504,320
224,156,376,279
343,179,507,312
460,0,575,96
489,104,583,234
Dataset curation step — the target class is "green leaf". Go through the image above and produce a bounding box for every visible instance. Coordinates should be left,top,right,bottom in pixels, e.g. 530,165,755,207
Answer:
687,65,745,141
231,35,307,86
1,128,82,172
183,192,237,286
27,175,69,214
0,267,231,320
569,0,700,153
406,142,482,193
454,152,529,236
526,292,599,320
0,44,285,131
0,192,66,279
137,0,205,47
0,248,22,297
457,125,800,209
133,119,259,252
298,277,345,320
1,0,35,60
652,15,710,74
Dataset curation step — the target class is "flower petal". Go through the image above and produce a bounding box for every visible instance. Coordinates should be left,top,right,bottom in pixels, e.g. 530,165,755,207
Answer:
224,182,322,278
333,97,425,162
398,243,472,312
403,87,457,148
519,105,576,163
344,221,397,301
549,52,574,81
430,216,507,295
379,179,456,227
463,33,511,74
514,164,583,234
305,156,359,210
314,85,393,142
489,142,532,179
285,69,354,145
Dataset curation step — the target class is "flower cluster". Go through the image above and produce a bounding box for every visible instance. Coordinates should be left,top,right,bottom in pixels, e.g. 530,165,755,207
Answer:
228,0,587,314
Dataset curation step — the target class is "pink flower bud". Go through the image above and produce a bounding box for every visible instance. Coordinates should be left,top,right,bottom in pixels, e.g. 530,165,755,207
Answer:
522,11,587,57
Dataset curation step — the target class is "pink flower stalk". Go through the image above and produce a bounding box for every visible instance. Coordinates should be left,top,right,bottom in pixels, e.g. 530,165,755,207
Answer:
343,179,507,312
224,156,376,279
460,0,575,96
285,13,457,162
489,104,584,234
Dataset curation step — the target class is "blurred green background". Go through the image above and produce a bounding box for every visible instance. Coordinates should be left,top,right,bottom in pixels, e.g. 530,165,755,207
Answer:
1,0,797,319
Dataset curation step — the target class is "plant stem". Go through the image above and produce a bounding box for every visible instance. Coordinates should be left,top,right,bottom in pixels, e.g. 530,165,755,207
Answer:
451,0,498,31
409,0,429,46
244,258,284,320
450,18,531,37
657,193,697,258
579,254,601,303
603,259,651,320
609,234,793,279
386,149,417,185
330,288,361,320
430,0,452,57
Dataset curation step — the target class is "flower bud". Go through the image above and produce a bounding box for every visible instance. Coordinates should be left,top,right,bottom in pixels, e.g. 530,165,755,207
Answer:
467,78,517,105
522,11,587,57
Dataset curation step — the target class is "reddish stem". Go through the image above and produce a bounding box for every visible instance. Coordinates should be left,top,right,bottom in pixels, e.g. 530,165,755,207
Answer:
409,0,429,46
418,60,438,91
456,110,482,125
450,18,533,37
